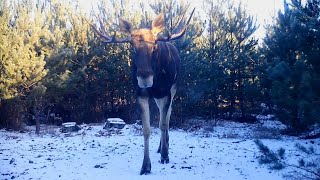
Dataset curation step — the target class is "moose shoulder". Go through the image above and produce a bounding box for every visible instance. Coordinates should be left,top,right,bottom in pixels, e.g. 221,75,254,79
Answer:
90,8,195,175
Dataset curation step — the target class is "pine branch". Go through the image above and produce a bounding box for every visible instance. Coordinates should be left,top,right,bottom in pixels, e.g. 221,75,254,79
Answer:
282,162,320,179
255,140,320,179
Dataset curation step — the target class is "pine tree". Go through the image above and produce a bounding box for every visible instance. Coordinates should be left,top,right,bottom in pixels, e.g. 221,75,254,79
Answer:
0,1,48,129
263,0,320,132
202,0,259,121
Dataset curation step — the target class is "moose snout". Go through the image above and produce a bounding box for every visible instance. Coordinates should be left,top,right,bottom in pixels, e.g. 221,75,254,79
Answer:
136,70,154,88
137,75,154,88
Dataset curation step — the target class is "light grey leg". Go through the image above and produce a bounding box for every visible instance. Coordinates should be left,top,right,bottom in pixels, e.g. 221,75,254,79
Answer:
138,96,151,175
154,84,176,163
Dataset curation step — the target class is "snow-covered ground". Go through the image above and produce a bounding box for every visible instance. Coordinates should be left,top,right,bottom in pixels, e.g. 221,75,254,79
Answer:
1,118,319,180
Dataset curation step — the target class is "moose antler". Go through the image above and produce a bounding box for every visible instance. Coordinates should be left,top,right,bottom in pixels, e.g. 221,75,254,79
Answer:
88,8,195,44
87,14,132,44
156,8,195,42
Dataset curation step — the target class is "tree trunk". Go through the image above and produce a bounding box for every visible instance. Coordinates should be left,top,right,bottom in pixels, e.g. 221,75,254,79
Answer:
237,42,245,121
238,75,245,121
229,70,235,119
34,105,40,135
46,108,51,125
35,118,40,135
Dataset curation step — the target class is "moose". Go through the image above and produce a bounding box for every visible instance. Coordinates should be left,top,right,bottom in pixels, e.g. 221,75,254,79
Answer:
90,9,195,175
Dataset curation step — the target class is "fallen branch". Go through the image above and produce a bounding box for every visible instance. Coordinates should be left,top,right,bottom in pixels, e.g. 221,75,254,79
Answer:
232,139,246,143
300,133,320,140
282,161,320,179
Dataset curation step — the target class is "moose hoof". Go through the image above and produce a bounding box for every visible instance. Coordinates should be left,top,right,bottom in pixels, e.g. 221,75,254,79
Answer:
140,160,151,175
160,157,169,164
140,169,151,175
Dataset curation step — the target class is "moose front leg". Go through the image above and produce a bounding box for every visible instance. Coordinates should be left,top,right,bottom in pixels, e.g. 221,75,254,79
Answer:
138,96,151,175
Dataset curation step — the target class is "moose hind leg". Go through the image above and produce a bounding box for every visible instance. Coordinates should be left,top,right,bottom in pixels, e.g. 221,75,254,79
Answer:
155,85,176,163
138,97,151,175
155,96,170,163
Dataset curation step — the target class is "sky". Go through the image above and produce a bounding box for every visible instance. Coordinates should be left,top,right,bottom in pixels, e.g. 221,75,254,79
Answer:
238,0,284,39
78,0,284,40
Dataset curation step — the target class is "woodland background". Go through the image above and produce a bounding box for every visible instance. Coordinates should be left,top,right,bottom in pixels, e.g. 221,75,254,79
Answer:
0,0,319,134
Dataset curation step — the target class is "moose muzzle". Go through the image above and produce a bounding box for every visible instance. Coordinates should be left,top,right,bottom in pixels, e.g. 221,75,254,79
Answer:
137,75,154,88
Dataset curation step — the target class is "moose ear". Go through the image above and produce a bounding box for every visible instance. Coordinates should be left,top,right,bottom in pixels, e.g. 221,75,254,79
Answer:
151,13,165,36
119,18,132,34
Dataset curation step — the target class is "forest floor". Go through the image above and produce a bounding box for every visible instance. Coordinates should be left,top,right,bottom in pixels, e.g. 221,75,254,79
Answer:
1,116,319,180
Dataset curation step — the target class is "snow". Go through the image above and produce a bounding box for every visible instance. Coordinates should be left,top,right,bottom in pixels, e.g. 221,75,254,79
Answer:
61,122,77,127
107,118,126,125
1,119,319,180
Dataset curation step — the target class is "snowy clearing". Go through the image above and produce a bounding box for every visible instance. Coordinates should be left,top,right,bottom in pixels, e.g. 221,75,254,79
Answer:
1,119,319,180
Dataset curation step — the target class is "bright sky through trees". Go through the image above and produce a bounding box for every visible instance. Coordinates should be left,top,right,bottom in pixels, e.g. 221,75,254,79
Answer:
239,0,284,39
78,0,284,40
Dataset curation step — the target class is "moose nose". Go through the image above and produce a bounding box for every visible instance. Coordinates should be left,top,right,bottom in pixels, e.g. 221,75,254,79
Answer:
137,75,153,89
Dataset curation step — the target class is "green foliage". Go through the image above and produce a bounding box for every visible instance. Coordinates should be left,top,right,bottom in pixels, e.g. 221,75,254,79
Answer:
255,139,320,179
254,139,286,170
0,1,48,129
191,0,259,121
296,143,315,155
263,0,320,132
298,158,306,167
1,0,318,133
277,147,286,159
0,0,263,129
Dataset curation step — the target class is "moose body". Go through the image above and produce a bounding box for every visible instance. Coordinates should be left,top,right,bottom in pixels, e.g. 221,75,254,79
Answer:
90,9,194,175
